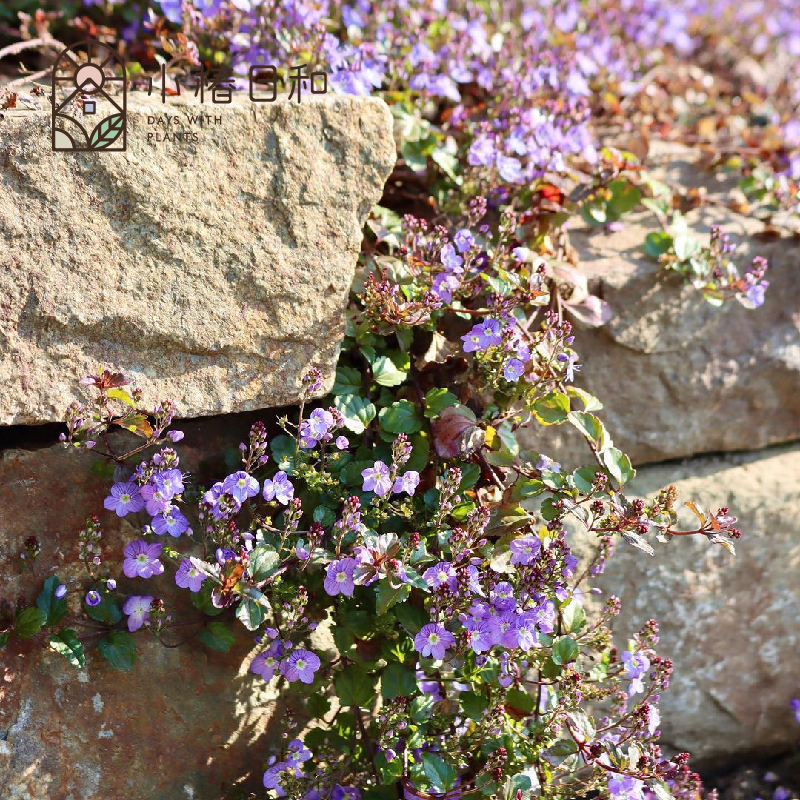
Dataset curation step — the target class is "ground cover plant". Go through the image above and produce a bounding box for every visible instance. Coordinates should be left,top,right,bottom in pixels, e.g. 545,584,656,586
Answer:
2,1,800,798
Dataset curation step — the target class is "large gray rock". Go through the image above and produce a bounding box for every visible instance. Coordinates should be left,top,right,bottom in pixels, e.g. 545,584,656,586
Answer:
576,443,800,766
522,144,800,467
0,93,395,425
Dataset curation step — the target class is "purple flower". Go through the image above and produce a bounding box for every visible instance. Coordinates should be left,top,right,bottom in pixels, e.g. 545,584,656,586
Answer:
453,229,475,253
263,761,294,795
536,454,561,473
414,623,455,660
324,557,357,597
222,471,260,503
792,698,800,724
462,615,493,654
300,408,335,448
489,612,520,648
461,319,503,352
744,280,769,308
153,468,184,497
440,243,463,271
335,435,350,450
608,775,646,800
55,584,67,599
103,482,145,517
503,358,525,382
491,582,517,611
517,612,539,650
468,136,495,167
361,461,392,497
497,154,524,183
251,641,283,680
621,650,651,695
139,483,173,516
122,539,164,579
85,590,101,607
166,430,184,442
423,561,457,592
262,471,295,505
287,738,313,764
281,648,321,684
392,470,420,496
106,578,116,591
564,353,581,382
175,558,205,592
122,595,153,632
152,508,189,537
510,535,541,565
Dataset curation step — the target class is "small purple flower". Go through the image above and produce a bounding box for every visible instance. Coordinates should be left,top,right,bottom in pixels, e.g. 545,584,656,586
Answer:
222,471,260,503
300,408,335,448
621,650,651,696
608,775,646,800
106,578,116,591
491,581,517,611
122,595,153,632
175,558,205,592
536,454,561,473
462,615,493,654
166,430,184,442
153,468,184,497
335,435,350,450
152,508,189,537
361,461,392,497
510,535,541,566
414,623,455,660
263,761,293,794
461,318,503,352
792,698,800,724
453,229,475,253
122,539,164,579
489,611,520,648
85,590,101,607
497,154,524,183
251,641,283,681
564,352,581,382
103,482,145,517
287,738,312,764
517,612,539,650
468,136,495,167
324,557,357,597
423,561,457,592
392,470,420,496
55,584,67,599
281,648,321,684
139,483,172,516
262,471,295,505
744,280,769,308
440,243,463,271
503,357,525,382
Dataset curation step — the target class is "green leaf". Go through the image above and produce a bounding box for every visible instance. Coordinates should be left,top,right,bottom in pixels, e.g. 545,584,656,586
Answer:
98,630,137,671
643,230,673,259
335,664,376,707
313,505,336,527
379,399,422,434
552,636,579,665
371,355,408,387
191,582,224,616
85,593,122,625
249,545,281,582
107,387,136,407
424,388,459,418
422,753,457,792
334,394,377,435
561,599,587,633
601,446,635,487
270,434,296,467
236,598,266,631
381,662,416,699
673,233,698,262
198,621,236,653
15,607,45,639
460,690,487,721
48,629,85,668
568,411,607,449
89,113,124,149
332,366,362,395
37,576,67,627
374,751,404,785
394,602,429,635
608,180,642,216
376,581,409,616
532,391,570,425
650,780,676,800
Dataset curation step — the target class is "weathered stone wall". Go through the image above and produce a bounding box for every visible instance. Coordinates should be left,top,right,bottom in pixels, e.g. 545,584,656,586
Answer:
0,94,395,424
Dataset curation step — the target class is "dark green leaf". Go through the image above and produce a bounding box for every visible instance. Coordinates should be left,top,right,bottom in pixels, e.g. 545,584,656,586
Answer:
422,753,457,792
49,629,85,668
85,593,122,625
376,581,409,616
335,664,376,707
332,366,363,395
381,662,416,699
37,576,67,627
98,630,137,671
379,399,422,434
14,607,45,639
424,388,459,418
236,598,266,631
552,636,579,665
249,545,281,582
198,621,236,652
335,394,377,434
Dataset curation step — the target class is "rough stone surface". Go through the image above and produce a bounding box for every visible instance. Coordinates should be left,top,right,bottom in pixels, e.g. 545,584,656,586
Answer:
522,143,800,467
574,443,800,766
0,416,329,800
0,93,395,425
